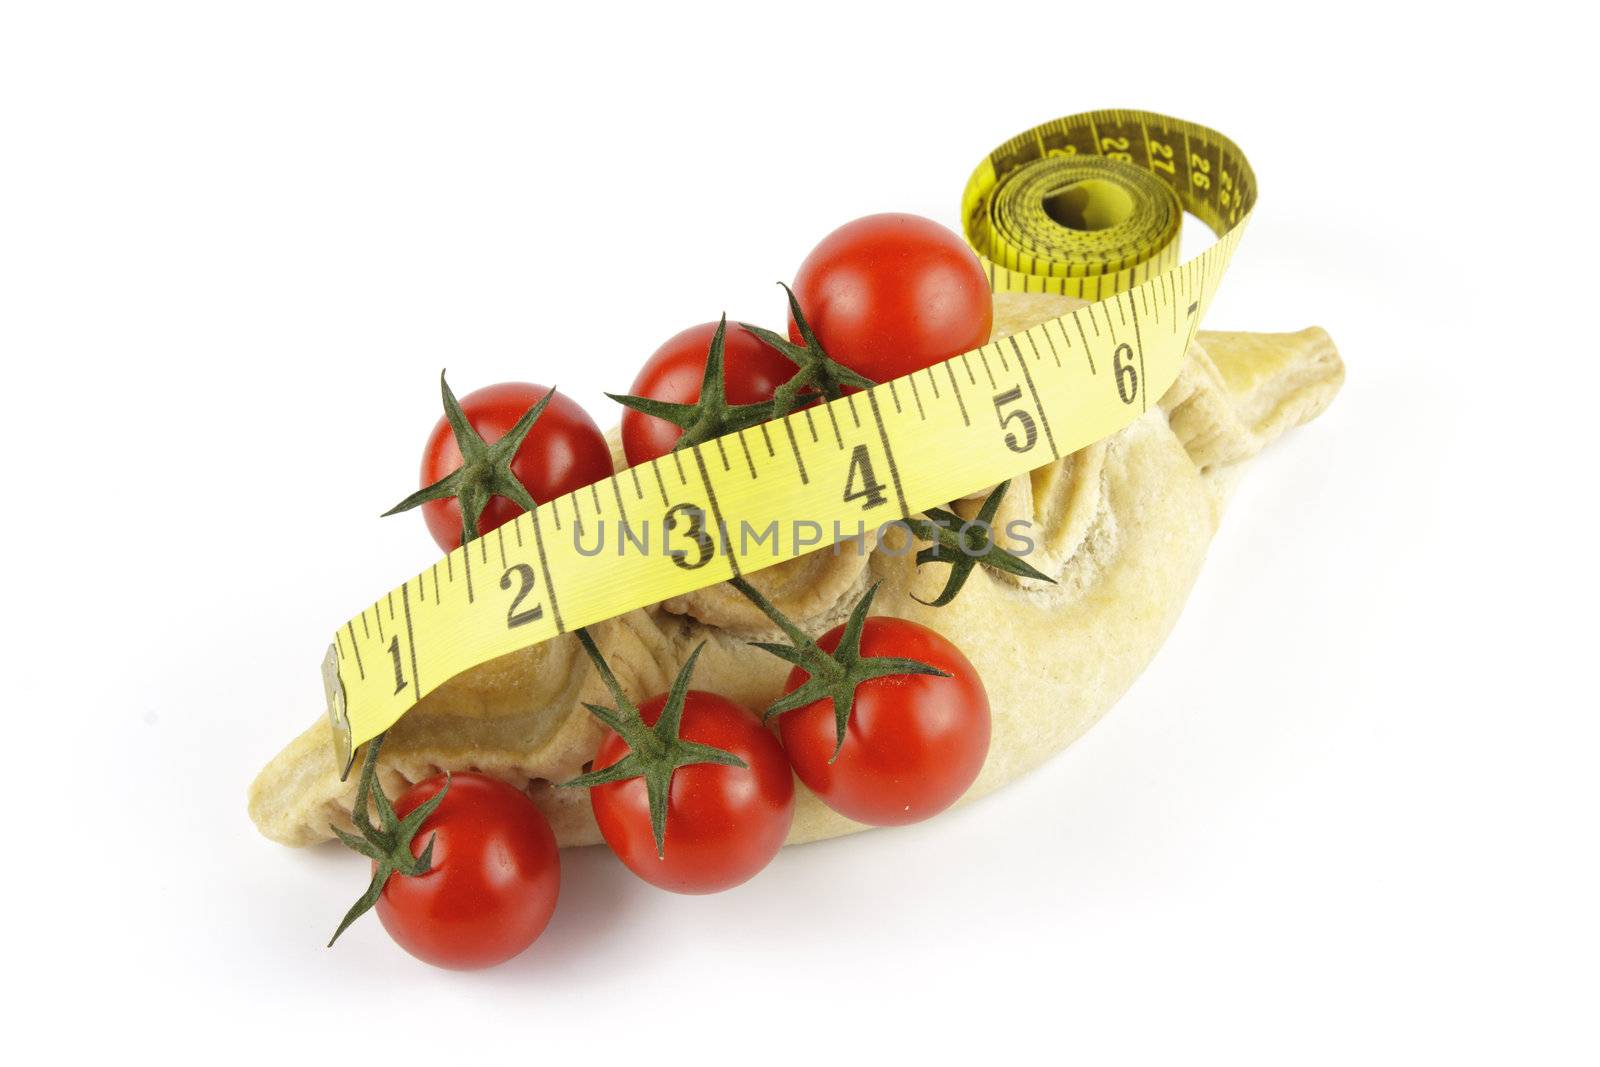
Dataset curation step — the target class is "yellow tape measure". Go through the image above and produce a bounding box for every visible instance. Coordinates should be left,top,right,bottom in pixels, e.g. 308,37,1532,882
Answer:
321,109,1256,773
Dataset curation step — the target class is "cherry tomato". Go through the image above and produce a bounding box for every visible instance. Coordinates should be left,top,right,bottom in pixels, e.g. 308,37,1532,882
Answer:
778,618,989,826
619,322,800,465
788,213,993,383
375,772,560,970
589,691,795,893
419,382,612,552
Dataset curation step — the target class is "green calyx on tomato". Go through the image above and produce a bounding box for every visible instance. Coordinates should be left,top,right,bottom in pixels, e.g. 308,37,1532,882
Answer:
730,576,949,760
608,315,778,454
561,630,747,857
327,733,450,947
905,480,1054,607
739,283,877,418
383,371,555,544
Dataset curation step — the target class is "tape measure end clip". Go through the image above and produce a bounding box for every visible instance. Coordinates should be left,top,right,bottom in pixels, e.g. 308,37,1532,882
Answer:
320,644,355,781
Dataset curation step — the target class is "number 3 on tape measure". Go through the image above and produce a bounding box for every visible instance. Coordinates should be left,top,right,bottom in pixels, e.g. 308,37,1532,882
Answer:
665,503,715,570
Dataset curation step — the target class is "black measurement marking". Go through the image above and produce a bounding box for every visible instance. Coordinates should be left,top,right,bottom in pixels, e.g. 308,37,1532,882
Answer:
360,609,370,638
928,370,940,399
783,416,810,485
650,457,669,503
496,525,508,570
528,505,564,632
824,402,843,448
630,465,643,499
387,591,395,620
944,363,970,426
736,430,757,479
1187,301,1199,316
1009,336,1059,459
908,374,926,419
672,450,688,485
345,620,366,680
415,575,425,606
444,553,453,583
804,407,819,443
1041,326,1062,367
960,352,977,385
1075,314,1097,373
759,421,775,457
590,482,603,514
1025,332,1047,370
461,538,474,604
374,603,385,642
400,583,420,694
996,345,1010,373
866,389,910,518
888,379,902,414
550,496,562,531
479,534,489,567
978,349,997,389
714,436,731,472
514,519,524,547
1128,292,1149,413
691,446,739,578
610,476,631,527
432,563,441,604
846,392,861,428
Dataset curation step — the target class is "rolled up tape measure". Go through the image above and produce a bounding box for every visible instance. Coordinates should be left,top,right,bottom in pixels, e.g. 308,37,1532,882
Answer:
321,109,1256,774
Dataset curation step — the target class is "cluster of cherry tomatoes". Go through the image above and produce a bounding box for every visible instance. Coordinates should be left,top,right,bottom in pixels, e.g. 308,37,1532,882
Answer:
336,213,1000,969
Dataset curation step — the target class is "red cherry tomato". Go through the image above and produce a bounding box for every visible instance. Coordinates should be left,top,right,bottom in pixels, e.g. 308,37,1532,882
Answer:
589,691,795,893
420,382,612,552
778,618,989,826
619,322,800,465
375,772,561,970
788,213,993,383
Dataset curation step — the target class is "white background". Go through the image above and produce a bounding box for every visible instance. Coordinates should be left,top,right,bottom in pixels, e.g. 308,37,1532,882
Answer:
3,2,1595,1062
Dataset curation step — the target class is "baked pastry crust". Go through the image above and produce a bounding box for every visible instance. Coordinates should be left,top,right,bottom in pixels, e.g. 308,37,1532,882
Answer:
249,292,1343,848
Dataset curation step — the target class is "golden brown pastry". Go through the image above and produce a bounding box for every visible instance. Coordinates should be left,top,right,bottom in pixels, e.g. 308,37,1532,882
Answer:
249,291,1342,849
